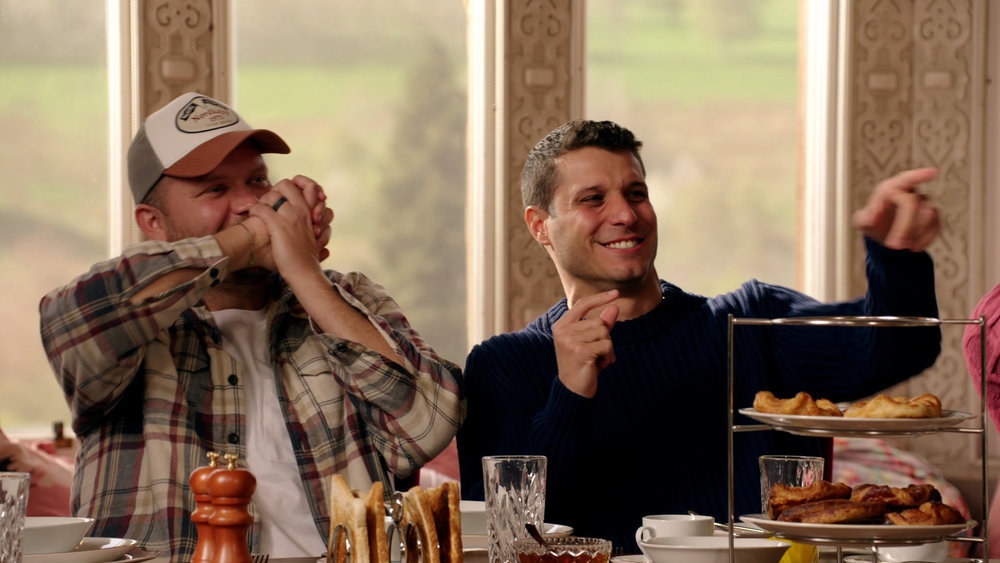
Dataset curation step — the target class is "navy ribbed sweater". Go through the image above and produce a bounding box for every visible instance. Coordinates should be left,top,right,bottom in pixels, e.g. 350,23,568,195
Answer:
457,239,940,552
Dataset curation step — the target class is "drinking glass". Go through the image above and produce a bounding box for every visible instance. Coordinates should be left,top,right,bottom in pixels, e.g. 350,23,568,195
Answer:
759,455,823,563
0,472,30,563
482,455,546,563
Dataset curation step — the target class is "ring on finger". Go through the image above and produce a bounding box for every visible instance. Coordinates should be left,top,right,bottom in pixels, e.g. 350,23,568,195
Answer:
272,196,288,211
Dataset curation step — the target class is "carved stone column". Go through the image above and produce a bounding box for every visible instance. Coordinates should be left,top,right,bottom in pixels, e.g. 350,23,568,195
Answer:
846,0,988,467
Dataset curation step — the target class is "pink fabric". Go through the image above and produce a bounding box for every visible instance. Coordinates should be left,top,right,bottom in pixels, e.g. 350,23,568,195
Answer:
963,283,1000,559
963,282,1000,429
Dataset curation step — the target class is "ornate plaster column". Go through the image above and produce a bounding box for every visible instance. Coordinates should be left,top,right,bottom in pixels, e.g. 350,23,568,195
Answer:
134,0,231,127
844,0,988,467
503,0,584,330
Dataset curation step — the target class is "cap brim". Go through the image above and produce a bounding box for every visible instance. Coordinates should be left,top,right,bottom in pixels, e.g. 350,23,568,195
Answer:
163,129,290,178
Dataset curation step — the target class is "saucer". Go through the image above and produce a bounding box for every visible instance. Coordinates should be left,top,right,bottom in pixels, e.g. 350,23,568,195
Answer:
24,538,139,563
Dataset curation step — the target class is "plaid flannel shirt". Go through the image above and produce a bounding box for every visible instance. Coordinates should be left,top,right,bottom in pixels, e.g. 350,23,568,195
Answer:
39,236,464,561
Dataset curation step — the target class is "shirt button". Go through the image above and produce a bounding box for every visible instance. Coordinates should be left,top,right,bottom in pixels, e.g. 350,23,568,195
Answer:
227,433,240,444
228,374,238,385
210,279,220,287
209,268,220,278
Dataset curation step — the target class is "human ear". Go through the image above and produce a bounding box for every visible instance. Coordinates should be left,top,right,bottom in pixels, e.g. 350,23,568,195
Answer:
524,206,550,245
135,204,168,241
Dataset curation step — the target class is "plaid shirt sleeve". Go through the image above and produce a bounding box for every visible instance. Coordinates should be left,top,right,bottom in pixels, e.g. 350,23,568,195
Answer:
39,236,228,434
317,271,465,479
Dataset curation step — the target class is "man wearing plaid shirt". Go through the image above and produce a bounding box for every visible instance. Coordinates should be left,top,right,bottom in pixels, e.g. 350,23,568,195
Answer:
39,92,464,561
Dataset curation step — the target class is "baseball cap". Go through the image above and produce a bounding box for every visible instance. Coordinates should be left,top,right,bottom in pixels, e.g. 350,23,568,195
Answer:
127,92,290,203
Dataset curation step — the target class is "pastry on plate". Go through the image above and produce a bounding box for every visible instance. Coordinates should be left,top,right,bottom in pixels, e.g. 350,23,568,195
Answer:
753,391,843,417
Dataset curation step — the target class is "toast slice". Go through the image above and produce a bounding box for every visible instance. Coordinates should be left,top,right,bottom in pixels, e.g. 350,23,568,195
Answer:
426,481,463,563
327,474,371,563
403,485,441,563
363,481,389,563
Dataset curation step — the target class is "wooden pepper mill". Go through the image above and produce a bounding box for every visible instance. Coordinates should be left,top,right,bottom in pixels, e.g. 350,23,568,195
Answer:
208,453,256,563
190,451,221,563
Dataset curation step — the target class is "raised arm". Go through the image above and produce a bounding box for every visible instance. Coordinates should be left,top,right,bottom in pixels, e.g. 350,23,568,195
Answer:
38,237,229,432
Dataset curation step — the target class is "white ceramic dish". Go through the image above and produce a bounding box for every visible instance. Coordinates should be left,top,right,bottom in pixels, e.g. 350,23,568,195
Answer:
460,500,486,535
24,538,138,563
739,514,973,543
639,536,789,563
738,408,975,436
23,517,95,555
875,541,948,562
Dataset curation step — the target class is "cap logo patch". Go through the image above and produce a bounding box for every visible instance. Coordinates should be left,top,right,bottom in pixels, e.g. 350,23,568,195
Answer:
175,96,240,134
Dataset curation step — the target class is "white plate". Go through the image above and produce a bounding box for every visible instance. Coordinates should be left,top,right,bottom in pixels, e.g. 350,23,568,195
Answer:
461,523,574,550
739,514,973,545
738,408,976,436
24,538,139,563
118,548,159,563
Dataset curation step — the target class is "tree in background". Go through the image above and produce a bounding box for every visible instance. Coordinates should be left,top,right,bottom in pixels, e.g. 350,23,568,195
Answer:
368,41,468,363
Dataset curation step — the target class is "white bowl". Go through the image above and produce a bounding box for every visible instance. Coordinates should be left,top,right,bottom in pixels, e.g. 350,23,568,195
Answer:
22,517,95,554
24,538,138,563
460,500,486,535
639,536,790,563
875,541,948,563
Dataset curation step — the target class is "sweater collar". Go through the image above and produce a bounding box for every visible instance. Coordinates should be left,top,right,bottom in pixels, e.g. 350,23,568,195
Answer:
534,280,707,338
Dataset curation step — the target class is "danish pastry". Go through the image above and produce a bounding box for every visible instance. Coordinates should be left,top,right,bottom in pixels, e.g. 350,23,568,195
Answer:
886,501,965,526
766,482,964,527
849,483,941,508
844,393,942,419
767,480,852,519
753,391,843,417
777,498,888,524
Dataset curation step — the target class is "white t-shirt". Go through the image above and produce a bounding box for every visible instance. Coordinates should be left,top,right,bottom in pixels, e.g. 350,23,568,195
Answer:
212,308,327,558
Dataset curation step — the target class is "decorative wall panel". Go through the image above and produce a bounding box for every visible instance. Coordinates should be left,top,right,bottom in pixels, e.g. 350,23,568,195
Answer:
848,0,984,467
137,0,226,117
505,0,579,329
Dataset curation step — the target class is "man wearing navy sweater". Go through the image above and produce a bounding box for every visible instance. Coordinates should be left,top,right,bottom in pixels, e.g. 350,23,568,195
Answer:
456,120,942,552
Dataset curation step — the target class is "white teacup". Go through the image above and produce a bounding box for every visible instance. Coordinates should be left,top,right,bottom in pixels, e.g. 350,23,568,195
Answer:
634,514,714,546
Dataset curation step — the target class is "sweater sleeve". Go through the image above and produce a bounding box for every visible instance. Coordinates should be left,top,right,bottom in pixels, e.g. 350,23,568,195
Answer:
457,331,592,501
728,238,941,401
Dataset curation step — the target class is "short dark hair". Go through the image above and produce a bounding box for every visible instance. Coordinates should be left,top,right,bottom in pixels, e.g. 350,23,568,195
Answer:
520,120,645,211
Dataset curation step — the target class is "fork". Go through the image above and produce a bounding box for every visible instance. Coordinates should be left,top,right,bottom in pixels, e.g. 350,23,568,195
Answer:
251,554,269,563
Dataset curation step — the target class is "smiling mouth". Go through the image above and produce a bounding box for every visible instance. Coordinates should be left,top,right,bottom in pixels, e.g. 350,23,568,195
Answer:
603,239,640,249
